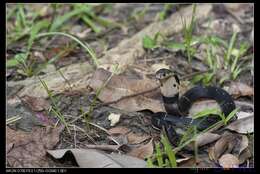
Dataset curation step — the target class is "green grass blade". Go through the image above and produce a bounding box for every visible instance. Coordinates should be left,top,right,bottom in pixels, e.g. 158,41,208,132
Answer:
225,32,237,64
192,108,220,119
161,134,177,167
155,143,163,167
37,32,99,67
81,15,101,33
49,8,86,32
225,108,239,124
146,157,155,168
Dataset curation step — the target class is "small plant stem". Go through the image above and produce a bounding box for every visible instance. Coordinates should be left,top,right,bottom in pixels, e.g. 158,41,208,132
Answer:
36,32,99,67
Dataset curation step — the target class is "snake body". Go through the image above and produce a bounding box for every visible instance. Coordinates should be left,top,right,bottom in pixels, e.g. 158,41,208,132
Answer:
152,69,236,146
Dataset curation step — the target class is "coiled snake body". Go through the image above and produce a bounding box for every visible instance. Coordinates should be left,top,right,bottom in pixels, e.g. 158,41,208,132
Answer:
152,69,236,146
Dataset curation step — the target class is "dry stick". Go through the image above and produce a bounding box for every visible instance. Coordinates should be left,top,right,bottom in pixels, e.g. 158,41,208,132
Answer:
69,124,97,145
84,144,121,152
95,85,160,108
180,70,209,80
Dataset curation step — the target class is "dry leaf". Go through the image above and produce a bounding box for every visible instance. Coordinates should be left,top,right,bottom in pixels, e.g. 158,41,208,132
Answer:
225,82,253,98
178,154,217,167
47,149,146,168
127,132,151,144
238,148,251,165
20,95,50,111
108,126,131,135
151,63,171,72
108,127,150,145
224,4,253,24
236,111,254,120
196,132,221,147
208,146,216,161
89,68,164,113
128,139,153,159
219,154,239,168
6,126,63,167
108,113,121,126
226,115,254,134
238,135,249,155
211,132,236,161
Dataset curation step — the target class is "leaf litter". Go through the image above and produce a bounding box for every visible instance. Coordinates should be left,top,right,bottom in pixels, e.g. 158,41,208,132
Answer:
6,4,253,168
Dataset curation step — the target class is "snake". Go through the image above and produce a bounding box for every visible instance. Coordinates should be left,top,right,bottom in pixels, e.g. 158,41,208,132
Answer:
152,68,236,146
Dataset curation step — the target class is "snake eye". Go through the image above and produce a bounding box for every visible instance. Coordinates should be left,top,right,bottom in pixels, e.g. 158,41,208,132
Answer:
173,84,177,87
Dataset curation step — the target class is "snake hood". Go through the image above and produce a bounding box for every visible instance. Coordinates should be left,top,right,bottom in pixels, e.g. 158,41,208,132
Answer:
155,68,180,98
155,68,236,117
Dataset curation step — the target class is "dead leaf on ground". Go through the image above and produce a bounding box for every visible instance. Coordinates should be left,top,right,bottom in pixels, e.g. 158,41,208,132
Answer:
208,131,252,166
47,149,146,168
89,68,164,113
226,115,254,134
178,154,217,167
208,132,237,162
6,126,63,167
236,111,254,120
20,95,50,111
108,126,150,145
196,132,221,147
127,138,153,159
224,4,253,24
127,132,151,144
108,126,131,135
151,63,171,73
225,82,253,98
219,153,239,168
238,148,252,165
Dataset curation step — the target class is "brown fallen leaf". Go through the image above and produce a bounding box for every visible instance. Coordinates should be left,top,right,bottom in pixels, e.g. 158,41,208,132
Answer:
6,126,63,167
47,149,146,168
231,135,252,165
20,95,50,111
108,126,131,135
225,82,253,98
127,132,151,145
108,126,150,145
238,148,252,165
210,132,237,162
236,111,254,120
178,154,217,167
196,132,221,147
127,139,153,159
89,68,164,113
219,153,239,168
224,4,253,24
226,115,254,134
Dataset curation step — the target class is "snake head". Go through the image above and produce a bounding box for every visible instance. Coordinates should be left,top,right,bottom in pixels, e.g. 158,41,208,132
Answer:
155,68,180,84
155,68,180,97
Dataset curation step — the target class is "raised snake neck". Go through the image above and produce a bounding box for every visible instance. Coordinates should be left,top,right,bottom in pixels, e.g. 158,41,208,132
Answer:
152,85,236,146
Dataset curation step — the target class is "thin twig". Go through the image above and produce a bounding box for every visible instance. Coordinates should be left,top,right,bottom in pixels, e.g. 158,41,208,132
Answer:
84,144,121,152
180,70,209,80
73,125,77,148
68,124,97,145
87,122,110,135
